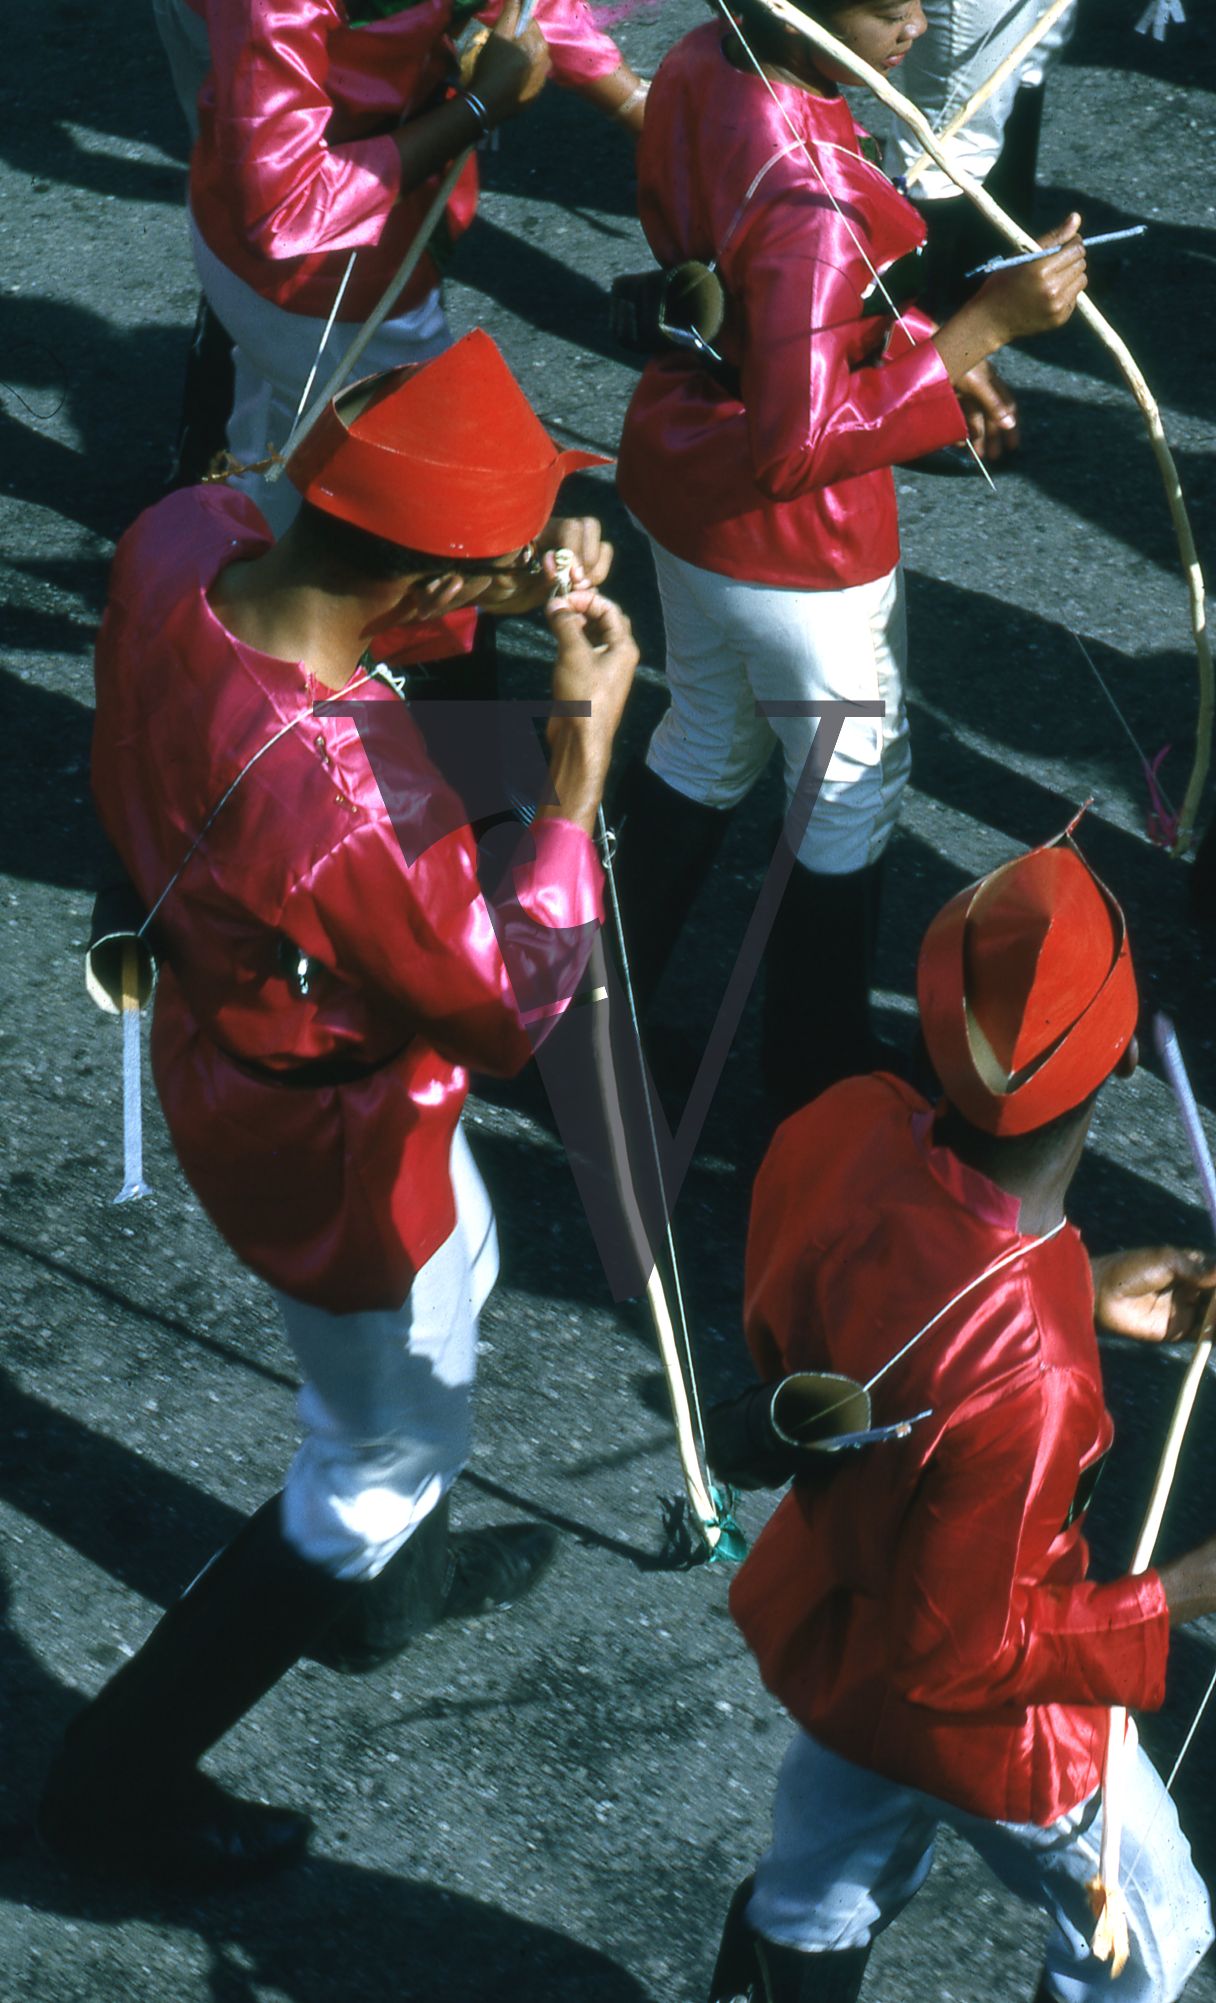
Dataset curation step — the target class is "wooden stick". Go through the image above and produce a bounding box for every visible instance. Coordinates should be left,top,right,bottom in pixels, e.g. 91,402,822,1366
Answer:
593,808,722,1555
1094,1307,1214,1972
270,148,473,475
1134,1321,1215,1576
901,0,1078,191
272,3,539,473
753,0,1212,855
1095,1017,1216,1969
644,1264,722,1550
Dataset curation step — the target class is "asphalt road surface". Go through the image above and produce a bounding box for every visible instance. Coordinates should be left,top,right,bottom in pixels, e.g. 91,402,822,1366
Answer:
2,3,1216,1999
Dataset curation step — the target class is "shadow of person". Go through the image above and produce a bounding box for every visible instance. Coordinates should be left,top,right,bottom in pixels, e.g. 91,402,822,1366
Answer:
0,1846,654,2003
1,1783,653,2003
0,1391,659,2000
2,0,190,195
0,1561,87,1865
478,73,644,223
0,297,193,542
0,669,99,893
1068,4,1214,91
1013,200,1216,428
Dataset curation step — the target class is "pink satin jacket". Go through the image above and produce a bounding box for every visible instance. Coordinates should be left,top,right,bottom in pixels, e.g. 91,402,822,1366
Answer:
188,0,625,319
731,1075,1169,1827
616,23,966,589
92,486,604,1312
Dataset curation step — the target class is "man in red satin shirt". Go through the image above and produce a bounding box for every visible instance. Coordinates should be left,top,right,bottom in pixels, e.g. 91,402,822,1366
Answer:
711,831,1216,2003
38,331,637,1889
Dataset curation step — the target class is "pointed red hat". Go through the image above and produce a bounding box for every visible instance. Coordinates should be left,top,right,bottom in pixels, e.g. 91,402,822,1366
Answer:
287,330,610,558
917,825,1138,1135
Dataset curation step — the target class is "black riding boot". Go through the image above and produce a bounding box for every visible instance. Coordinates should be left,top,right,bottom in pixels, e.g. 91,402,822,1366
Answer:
170,296,236,488
985,79,1046,234
608,759,736,1018
709,1877,871,2003
761,857,886,1118
38,1495,357,1886
311,1494,558,1674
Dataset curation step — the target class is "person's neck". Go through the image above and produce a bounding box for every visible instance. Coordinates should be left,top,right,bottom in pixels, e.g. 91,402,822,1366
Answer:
724,28,834,97
208,532,406,691
766,57,832,94
993,1165,1072,1239
935,1106,1090,1238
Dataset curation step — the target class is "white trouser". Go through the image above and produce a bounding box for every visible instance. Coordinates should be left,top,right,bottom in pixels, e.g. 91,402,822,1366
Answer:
189,215,452,536
152,0,211,138
885,0,1079,198
643,541,910,876
749,1731,1212,2003
275,1124,498,1583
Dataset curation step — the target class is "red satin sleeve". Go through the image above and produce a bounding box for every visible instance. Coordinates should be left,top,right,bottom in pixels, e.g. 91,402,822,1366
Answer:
281,810,604,1080
205,0,404,262
481,0,626,85
883,302,941,362
887,1362,1170,1715
731,201,963,500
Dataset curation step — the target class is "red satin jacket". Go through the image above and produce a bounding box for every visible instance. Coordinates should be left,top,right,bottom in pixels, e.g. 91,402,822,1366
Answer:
730,1074,1170,1826
188,0,626,319
91,485,604,1312
616,23,966,589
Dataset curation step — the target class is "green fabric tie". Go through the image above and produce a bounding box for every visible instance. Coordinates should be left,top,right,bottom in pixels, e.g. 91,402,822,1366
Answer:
706,1484,748,1565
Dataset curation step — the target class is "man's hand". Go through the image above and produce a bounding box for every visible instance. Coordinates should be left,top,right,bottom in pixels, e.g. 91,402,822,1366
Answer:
934,215,1087,389
546,586,637,740
1091,1247,1216,1343
956,360,1020,464
478,517,613,619
537,517,613,593
471,0,551,123
539,588,638,834
978,213,1089,344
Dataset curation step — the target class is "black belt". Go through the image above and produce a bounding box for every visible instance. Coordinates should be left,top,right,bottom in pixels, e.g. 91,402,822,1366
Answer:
225,1042,411,1091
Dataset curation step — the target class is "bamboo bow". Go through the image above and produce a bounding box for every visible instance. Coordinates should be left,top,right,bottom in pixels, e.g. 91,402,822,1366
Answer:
1090,1017,1216,1973
750,0,1212,857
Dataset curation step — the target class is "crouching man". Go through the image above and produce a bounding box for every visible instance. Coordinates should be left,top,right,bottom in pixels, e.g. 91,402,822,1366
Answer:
711,829,1216,2003
39,330,637,1886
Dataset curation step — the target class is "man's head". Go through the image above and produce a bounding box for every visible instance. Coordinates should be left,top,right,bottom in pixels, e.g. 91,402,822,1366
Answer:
284,330,608,610
917,829,1139,1140
732,0,926,82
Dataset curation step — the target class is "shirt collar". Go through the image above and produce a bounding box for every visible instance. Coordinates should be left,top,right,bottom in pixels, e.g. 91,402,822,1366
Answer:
910,1104,1025,1235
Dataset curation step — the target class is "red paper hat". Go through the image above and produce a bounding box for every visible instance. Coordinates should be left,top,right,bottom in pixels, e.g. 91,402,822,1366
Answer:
287,331,610,559
917,826,1138,1135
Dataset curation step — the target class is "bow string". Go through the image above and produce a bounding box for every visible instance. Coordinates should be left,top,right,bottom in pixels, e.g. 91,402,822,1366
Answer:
748,0,1212,858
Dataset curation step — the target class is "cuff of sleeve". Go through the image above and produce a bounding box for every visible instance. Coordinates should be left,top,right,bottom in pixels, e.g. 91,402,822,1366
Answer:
512,817,606,928
1082,1568,1172,1712
884,304,938,361
876,337,968,458
535,0,626,82
1130,1568,1172,1710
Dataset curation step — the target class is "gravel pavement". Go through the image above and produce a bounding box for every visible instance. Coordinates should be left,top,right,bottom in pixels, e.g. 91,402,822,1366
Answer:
2,3,1215,1999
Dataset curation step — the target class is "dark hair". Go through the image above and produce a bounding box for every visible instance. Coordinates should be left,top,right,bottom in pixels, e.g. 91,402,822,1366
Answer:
290,499,436,583
731,0,851,69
